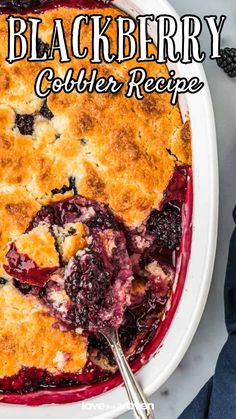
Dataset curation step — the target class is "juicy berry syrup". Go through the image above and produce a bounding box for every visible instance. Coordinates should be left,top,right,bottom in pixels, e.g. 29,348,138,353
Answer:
4,243,57,286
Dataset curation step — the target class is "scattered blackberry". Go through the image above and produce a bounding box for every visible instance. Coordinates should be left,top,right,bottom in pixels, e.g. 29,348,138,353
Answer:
69,177,77,194
40,101,54,120
0,277,7,286
217,48,236,78
80,138,88,145
16,114,34,135
51,177,77,196
13,278,32,295
146,203,182,250
36,38,50,59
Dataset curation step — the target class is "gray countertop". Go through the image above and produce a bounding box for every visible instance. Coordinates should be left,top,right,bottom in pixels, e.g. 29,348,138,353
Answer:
122,0,236,417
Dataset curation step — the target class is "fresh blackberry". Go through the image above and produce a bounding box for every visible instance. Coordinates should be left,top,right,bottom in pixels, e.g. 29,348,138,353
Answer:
146,203,182,250
217,48,236,78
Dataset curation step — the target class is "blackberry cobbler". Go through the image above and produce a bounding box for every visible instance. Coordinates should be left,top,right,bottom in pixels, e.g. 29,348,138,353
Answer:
0,0,192,404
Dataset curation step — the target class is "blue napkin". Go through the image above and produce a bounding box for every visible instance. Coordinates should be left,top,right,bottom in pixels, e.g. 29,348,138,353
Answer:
179,208,236,418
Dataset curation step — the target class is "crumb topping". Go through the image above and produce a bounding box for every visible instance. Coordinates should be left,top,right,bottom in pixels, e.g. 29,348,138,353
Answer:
15,225,59,268
62,223,87,260
0,284,87,377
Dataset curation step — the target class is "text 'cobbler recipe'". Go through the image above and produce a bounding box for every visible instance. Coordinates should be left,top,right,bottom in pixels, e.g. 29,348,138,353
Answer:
6,14,226,104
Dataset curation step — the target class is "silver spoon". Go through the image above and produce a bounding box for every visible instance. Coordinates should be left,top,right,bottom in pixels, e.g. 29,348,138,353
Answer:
101,327,155,419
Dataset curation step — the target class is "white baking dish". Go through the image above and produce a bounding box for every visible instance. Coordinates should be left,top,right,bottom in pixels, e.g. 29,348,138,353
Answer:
0,0,218,417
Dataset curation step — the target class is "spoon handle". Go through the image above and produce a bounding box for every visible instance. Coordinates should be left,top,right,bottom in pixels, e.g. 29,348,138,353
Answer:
103,329,155,419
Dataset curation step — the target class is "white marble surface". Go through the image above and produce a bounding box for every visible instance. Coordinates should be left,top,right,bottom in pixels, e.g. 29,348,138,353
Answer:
122,0,236,417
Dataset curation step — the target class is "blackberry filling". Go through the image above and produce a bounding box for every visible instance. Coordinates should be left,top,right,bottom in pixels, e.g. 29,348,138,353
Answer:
0,0,53,10
4,242,58,286
3,166,189,390
147,203,181,250
0,0,112,11
4,195,134,332
64,250,111,304
42,227,133,332
27,205,61,229
86,210,119,230
163,166,188,204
